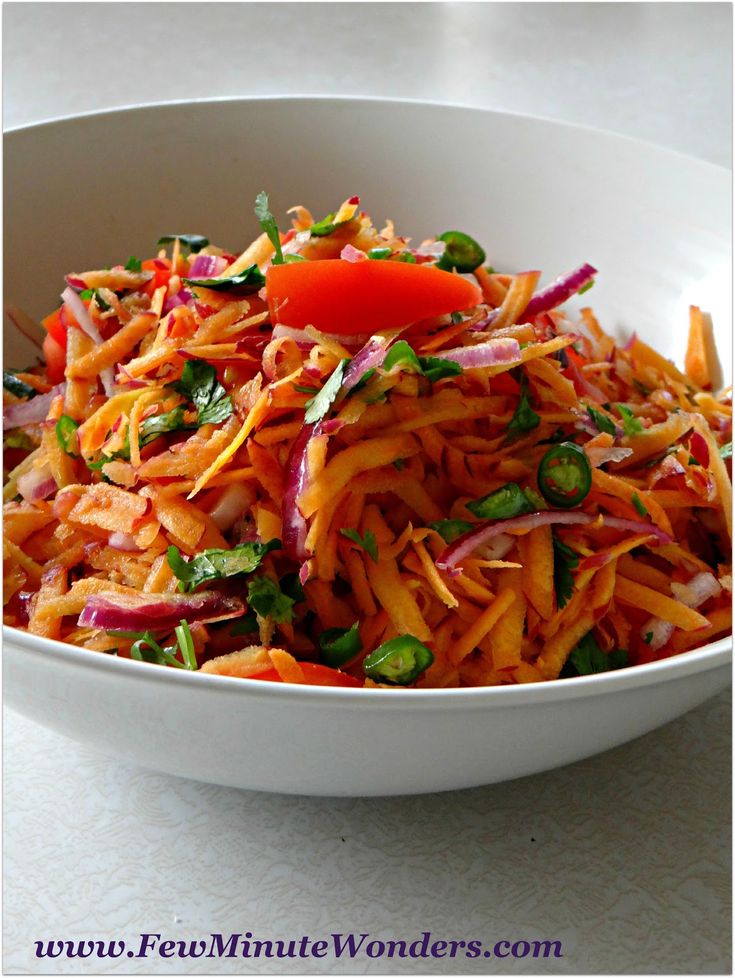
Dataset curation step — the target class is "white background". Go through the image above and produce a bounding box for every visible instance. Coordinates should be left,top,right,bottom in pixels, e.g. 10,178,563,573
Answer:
3,3,731,974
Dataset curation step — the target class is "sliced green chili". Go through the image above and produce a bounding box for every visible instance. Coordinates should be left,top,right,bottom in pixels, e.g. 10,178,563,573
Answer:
537,442,592,509
466,482,535,520
319,622,362,668
362,634,434,685
436,231,486,273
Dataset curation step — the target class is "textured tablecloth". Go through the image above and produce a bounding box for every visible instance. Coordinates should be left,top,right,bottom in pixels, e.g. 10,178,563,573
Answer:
3,3,731,974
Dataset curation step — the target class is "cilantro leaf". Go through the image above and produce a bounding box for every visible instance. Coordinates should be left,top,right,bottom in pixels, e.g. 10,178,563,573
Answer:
428,519,474,543
304,359,349,424
552,534,579,609
80,288,111,310
157,234,209,253
383,340,421,373
125,256,143,273
382,341,462,384
340,528,379,562
560,632,628,677
643,631,654,645
173,361,233,426
506,374,540,440
587,405,616,436
418,356,462,383
578,280,595,295
139,406,194,446
254,191,284,265
167,539,281,592
247,575,296,624
3,371,38,399
107,620,197,670
184,263,265,295
617,403,644,436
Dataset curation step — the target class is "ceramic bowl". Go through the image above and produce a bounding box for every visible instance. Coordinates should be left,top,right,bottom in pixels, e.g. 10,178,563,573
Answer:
3,98,731,796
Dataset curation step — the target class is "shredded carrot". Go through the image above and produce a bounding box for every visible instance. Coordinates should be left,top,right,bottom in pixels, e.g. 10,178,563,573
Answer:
3,196,729,688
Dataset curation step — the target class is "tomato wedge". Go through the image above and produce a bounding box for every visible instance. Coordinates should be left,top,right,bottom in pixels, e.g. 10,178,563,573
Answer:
249,662,362,688
266,259,482,335
42,333,66,384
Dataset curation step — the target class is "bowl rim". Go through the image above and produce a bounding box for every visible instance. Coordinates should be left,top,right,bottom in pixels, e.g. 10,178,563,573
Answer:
4,625,731,707
3,93,731,177
4,95,731,707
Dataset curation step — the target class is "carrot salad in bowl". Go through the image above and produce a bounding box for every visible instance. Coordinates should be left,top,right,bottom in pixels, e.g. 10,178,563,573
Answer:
3,194,732,688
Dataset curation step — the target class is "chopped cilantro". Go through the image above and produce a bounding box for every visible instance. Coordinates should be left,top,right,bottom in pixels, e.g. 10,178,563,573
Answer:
578,280,595,295
617,403,644,436
124,256,143,273
184,264,265,295
506,374,540,440
643,631,654,645
80,288,111,310
340,527,378,562
167,539,280,592
139,406,194,446
560,632,628,677
552,535,579,609
247,575,296,624
292,384,320,395
383,340,461,384
173,360,233,426
254,191,284,265
587,405,616,436
720,442,732,460
107,620,197,670
393,458,406,471
304,359,349,424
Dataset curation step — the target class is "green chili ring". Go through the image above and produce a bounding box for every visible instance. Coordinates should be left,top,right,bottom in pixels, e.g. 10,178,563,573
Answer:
436,231,486,274
537,442,592,509
362,635,434,685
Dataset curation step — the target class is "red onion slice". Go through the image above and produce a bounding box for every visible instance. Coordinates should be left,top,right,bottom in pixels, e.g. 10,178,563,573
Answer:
188,255,228,279
3,383,65,427
61,287,115,396
78,590,245,631
439,337,521,369
522,263,598,321
342,335,392,390
689,431,710,468
340,244,368,263
17,464,57,502
599,516,672,544
108,532,141,552
282,422,322,561
437,511,596,574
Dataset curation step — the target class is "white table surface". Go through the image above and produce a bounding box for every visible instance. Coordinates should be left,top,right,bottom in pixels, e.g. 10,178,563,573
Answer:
3,3,731,974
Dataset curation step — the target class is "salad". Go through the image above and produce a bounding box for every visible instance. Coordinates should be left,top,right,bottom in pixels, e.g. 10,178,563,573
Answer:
3,194,732,688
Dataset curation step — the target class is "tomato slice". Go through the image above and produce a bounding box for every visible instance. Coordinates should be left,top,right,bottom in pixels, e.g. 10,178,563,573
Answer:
266,259,482,335
249,662,362,688
41,308,68,349
42,333,66,384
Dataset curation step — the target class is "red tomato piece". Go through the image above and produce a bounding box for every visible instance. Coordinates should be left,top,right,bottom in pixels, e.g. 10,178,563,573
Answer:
249,662,361,688
266,259,483,335
41,308,67,349
42,333,66,384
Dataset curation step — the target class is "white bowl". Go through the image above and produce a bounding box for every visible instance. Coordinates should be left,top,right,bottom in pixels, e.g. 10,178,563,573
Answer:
3,97,731,796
